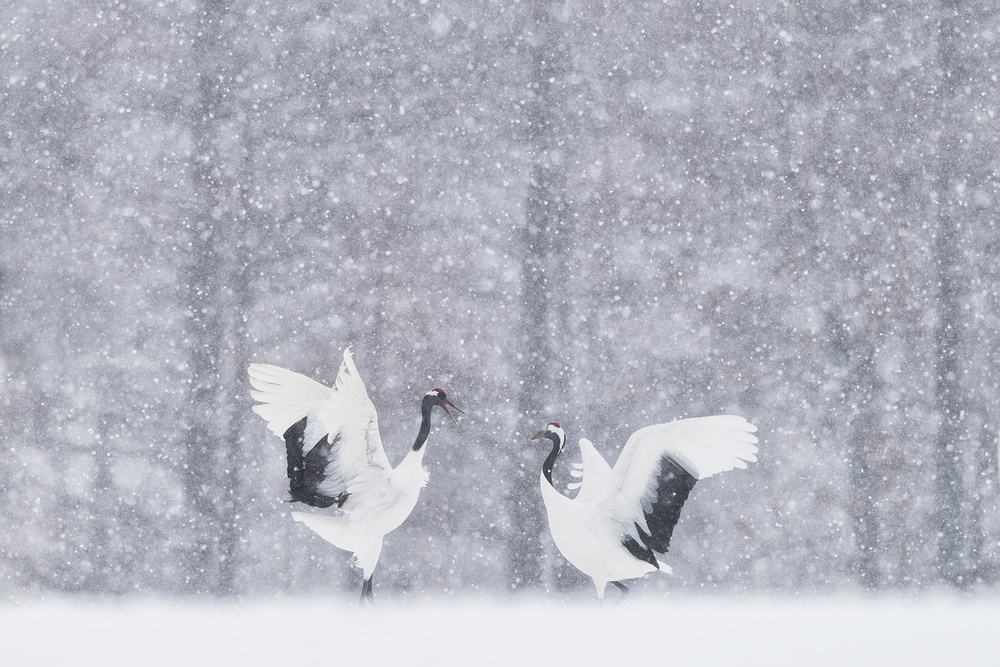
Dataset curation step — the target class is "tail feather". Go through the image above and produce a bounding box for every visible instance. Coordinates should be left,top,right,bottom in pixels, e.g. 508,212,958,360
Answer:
292,511,383,579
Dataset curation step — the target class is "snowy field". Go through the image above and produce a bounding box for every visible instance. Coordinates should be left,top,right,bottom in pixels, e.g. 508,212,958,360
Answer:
3,595,999,666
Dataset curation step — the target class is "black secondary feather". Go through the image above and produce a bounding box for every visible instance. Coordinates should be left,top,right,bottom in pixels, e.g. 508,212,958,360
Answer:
641,456,698,554
283,417,348,508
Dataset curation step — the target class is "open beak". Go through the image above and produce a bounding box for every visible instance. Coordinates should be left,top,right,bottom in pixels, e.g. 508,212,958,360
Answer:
442,399,465,425
529,430,546,441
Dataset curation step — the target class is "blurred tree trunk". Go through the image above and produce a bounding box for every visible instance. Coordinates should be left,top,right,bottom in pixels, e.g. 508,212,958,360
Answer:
183,0,245,595
222,102,262,595
970,416,999,583
86,413,117,592
507,0,570,593
932,0,969,587
839,337,882,590
969,212,1000,582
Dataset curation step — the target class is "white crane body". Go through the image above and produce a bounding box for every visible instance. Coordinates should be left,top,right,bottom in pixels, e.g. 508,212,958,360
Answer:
541,481,662,596
292,448,428,579
248,348,459,603
534,416,758,600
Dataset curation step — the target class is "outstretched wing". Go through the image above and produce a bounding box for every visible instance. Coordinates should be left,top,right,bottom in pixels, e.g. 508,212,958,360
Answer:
597,415,758,559
248,348,392,509
567,438,613,502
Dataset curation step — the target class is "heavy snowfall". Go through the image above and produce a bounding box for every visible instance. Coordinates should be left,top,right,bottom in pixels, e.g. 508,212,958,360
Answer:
1,0,999,659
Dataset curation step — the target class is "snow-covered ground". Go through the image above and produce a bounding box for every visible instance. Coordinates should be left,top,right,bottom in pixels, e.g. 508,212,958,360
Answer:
3,595,999,665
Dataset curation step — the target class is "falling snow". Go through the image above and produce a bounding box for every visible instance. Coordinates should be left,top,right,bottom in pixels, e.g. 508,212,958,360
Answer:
1,0,999,620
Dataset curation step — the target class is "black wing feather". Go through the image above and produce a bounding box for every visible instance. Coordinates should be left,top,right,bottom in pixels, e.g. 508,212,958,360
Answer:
642,455,698,554
283,417,348,509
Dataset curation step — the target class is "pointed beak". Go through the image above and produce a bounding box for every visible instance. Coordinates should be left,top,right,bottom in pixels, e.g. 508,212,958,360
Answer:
529,430,547,441
441,398,465,425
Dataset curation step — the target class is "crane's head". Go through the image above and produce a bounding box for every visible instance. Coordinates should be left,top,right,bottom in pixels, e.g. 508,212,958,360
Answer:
425,388,465,424
530,422,565,451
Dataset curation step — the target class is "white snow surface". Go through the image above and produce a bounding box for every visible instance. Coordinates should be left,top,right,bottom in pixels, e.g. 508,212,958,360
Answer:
3,595,1000,665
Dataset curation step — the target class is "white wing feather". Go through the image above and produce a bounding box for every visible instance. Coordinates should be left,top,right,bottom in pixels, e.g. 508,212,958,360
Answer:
248,348,392,493
248,364,333,439
597,415,758,542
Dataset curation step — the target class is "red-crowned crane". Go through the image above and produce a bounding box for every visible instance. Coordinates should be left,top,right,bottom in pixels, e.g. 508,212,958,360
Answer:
248,348,462,604
530,416,757,600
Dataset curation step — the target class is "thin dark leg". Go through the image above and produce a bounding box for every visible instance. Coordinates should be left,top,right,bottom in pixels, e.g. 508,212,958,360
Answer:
359,575,374,606
611,581,629,602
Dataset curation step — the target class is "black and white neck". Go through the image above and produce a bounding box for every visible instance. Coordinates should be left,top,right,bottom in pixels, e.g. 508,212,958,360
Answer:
412,389,446,452
538,422,566,487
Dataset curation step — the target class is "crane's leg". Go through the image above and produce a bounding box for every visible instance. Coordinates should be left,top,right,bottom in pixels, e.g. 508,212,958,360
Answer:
359,574,374,606
356,538,382,606
611,581,630,602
